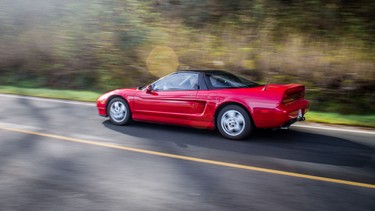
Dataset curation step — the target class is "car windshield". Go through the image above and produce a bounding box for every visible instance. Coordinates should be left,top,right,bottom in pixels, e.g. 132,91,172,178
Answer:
207,72,260,88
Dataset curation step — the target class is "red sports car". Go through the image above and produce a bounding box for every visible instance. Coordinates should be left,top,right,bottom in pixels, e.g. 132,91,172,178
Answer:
96,70,309,139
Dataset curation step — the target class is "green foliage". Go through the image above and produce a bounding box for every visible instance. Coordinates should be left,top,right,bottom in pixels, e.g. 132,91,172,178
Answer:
0,0,374,115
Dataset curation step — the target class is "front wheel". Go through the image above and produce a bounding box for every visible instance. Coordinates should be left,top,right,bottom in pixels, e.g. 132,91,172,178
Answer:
107,97,131,125
217,105,252,140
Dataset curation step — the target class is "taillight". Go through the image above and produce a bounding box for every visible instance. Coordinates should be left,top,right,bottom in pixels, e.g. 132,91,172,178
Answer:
282,86,305,104
282,96,295,104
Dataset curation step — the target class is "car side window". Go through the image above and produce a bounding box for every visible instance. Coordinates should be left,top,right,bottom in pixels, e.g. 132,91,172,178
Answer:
208,75,232,88
152,73,199,91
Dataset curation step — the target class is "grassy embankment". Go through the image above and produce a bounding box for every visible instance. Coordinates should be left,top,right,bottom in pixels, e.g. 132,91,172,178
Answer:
1,86,374,128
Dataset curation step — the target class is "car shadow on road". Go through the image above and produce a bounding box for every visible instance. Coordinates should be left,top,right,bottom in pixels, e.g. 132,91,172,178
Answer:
102,120,375,172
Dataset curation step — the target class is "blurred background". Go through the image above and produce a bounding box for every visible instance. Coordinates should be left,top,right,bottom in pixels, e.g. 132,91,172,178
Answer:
0,0,374,115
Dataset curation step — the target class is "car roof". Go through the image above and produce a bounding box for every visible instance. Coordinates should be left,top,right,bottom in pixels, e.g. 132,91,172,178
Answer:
177,70,230,75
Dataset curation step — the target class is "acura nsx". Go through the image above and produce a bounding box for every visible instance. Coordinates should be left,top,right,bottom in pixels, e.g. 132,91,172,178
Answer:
96,70,309,139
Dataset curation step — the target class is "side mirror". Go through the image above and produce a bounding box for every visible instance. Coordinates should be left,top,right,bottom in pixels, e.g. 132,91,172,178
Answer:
146,85,153,93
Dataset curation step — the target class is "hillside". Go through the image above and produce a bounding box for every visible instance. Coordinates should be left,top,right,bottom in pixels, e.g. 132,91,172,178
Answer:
0,0,374,114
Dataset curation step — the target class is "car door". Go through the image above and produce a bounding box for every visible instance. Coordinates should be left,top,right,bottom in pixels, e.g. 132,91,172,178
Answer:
132,72,199,125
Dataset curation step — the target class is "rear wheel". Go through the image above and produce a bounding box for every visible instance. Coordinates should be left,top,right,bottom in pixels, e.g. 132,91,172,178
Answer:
108,97,131,125
217,105,252,140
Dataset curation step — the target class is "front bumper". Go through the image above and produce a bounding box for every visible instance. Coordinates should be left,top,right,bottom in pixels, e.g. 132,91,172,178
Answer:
96,97,108,117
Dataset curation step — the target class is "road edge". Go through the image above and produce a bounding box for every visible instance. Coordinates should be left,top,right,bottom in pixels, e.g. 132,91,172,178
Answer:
0,93,374,134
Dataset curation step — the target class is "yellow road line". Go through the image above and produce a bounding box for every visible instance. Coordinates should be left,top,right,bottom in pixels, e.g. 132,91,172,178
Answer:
1,125,375,189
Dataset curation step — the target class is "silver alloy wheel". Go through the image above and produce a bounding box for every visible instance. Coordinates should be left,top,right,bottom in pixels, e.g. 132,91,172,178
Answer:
220,110,245,136
109,101,127,123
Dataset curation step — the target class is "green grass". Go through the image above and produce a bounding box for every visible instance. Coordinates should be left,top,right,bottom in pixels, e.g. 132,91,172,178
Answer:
0,86,101,102
0,86,374,128
304,112,375,128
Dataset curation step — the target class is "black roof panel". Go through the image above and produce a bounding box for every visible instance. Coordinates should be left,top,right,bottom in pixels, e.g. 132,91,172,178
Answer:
177,70,230,74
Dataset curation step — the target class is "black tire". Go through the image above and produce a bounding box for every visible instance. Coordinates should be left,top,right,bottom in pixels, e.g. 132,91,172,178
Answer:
107,97,131,125
217,105,252,140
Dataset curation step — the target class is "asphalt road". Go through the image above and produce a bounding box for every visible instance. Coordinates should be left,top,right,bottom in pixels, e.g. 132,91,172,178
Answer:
0,94,374,211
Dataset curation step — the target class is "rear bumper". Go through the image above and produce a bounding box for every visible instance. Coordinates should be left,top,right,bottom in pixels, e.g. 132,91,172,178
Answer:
252,99,309,128
280,115,305,129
